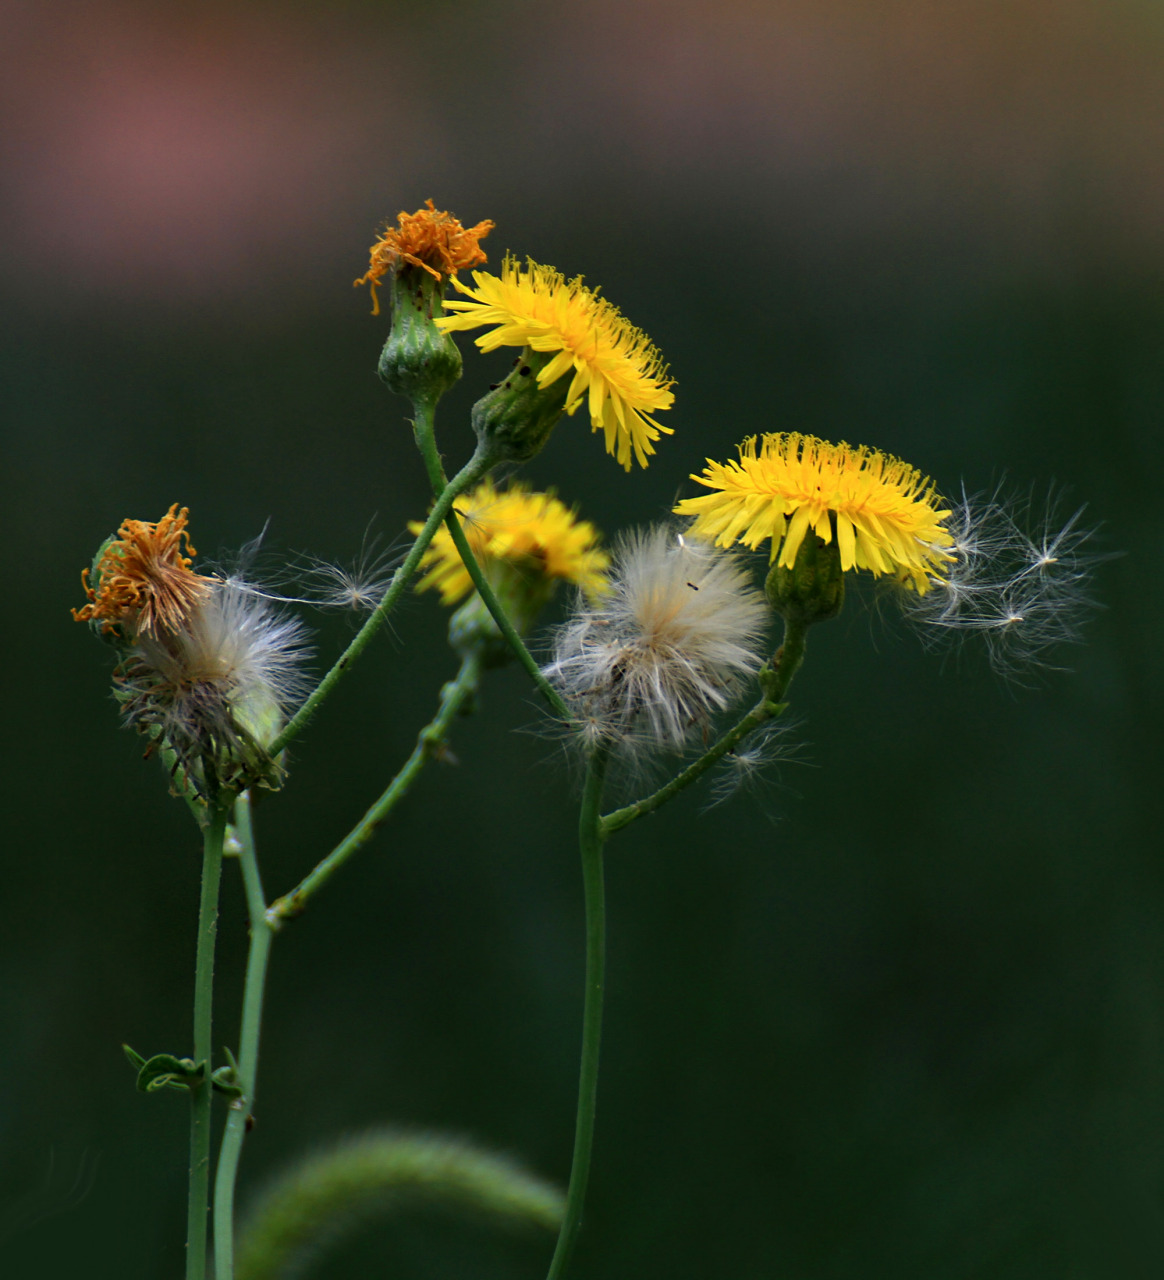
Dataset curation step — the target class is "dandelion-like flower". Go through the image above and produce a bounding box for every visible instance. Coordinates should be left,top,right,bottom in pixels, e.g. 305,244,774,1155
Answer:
675,433,954,592
75,507,310,794
436,256,675,470
354,199,494,315
899,485,1103,679
410,481,610,607
72,504,213,638
544,527,769,756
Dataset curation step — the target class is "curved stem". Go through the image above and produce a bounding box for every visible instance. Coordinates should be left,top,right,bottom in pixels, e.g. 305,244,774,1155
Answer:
545,748,609,1280
268,446,493,757
411,399,572,721
267,651,484,925
601,616,809,838
601,703,777,837
187,804,228,1280
213,793,272,1280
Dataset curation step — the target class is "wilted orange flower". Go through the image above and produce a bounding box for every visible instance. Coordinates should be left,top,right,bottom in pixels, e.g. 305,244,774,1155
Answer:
354,199,494,315
72,504,212,637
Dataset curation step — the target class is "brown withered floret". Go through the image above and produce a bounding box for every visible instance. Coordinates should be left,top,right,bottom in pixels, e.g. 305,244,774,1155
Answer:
353,199,494,315
72,504,213,638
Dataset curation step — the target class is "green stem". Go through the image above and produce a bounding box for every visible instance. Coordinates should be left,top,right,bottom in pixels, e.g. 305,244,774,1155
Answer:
213,793,272,1280
601,616,809,838
268,446,493,757
187,804,228,1280
545,748,609,1280
411,399,572,721
410,394,449,496
267,651,484,925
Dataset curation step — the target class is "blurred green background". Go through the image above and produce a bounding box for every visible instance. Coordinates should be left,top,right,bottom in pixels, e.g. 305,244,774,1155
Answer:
3,0,1162,1275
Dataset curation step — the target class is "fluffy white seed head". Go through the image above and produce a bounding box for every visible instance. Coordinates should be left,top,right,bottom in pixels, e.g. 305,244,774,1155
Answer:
118,578,311,793
900,485,1104,681
543,526,770,757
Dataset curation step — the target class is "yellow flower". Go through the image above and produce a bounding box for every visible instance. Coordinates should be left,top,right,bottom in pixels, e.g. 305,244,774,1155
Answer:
436,257,675,471
72,505,213,637
410,481,610,606
675,433,954,592
354,199,494,315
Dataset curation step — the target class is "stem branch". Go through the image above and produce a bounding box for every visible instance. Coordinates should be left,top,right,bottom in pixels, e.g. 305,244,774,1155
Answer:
267,652,483,925
212,793,272,1280
545,748,609,1280
269,447,492,757
411,399,572,721
187,804,228,1280
601,616,809,838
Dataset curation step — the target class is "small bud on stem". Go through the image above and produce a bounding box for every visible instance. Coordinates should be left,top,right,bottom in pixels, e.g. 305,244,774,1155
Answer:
377,267,463,402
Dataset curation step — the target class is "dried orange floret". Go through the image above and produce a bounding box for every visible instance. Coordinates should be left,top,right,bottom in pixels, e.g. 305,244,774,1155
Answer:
72,504,212,637
353,199,494,314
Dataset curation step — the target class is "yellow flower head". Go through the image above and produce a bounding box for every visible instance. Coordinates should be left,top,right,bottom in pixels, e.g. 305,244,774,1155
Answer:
675,433,955,592
72,504,213,636
354,199,495,315
436,256,675,471
410,481,610,606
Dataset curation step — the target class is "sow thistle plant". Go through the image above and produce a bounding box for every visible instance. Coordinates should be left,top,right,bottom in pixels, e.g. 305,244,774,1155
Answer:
75,201,1103,1280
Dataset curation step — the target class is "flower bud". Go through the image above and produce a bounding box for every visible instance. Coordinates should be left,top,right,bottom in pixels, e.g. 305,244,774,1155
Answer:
469,348,571,464
377,266,463,402
765,529,845,627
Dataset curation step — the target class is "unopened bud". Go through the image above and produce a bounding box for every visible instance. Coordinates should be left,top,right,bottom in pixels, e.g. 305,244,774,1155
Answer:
470,349,570,464
377,267,463,402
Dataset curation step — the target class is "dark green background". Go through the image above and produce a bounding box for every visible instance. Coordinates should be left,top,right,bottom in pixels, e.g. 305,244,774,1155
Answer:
3,1,1162,1275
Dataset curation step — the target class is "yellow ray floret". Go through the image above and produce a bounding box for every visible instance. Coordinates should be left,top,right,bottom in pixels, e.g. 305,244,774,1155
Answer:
354,199,494,315
72,504,213,636
410,481,611,606
675,433,955,592
436,256,675,471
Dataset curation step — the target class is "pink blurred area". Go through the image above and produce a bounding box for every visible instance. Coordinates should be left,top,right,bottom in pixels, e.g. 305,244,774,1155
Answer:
0,1,440,309
2,0,1161,312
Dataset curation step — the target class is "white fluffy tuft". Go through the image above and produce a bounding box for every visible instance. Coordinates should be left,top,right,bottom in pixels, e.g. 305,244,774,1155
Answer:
543,526,770,757
119,579,311,789
901,485,1105,680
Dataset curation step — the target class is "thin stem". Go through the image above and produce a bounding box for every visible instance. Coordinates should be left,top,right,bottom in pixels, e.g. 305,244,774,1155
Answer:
445,506,573,719
545,748,609,1280
187,804,228,1280
602,703,777,837
267,651,484,925
411,399,572,721
601,616,810,838
411,393,449,496
268,447,493,757
213,793,272,1280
